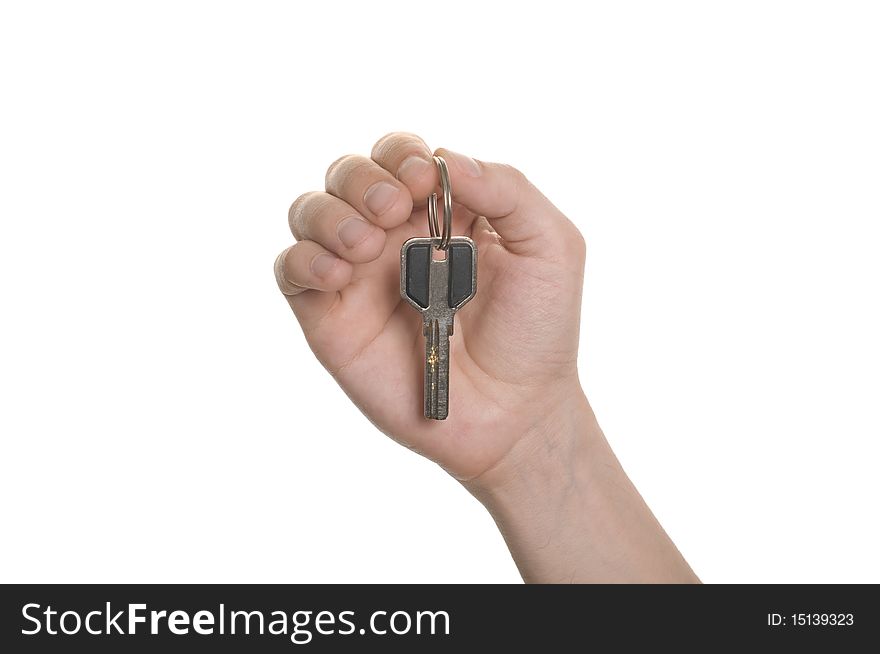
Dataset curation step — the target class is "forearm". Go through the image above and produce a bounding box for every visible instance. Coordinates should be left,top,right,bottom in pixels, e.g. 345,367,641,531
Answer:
465,392,699,584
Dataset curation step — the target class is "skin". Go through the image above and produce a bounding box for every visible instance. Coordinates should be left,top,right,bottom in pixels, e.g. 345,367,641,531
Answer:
275,132,699,583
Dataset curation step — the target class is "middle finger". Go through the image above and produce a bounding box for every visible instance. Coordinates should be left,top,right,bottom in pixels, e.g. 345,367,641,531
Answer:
325,154,414,229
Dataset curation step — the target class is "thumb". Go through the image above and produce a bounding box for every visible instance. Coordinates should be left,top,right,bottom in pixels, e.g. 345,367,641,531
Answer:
434,147,579,256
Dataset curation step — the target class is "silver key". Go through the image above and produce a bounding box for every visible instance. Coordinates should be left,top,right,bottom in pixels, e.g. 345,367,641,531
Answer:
400,236,477,420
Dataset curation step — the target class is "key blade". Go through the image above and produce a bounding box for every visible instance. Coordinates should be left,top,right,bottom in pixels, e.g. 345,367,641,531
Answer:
423,250,454,420
424,318,451,420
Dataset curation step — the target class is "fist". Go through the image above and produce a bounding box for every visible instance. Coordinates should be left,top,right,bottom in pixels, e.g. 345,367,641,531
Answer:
275,133,587,485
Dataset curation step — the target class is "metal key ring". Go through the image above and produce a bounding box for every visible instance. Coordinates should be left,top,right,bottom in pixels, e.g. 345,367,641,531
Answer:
427,155,452,250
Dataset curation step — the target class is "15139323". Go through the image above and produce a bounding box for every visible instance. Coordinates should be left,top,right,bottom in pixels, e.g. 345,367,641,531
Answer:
767,613,854,627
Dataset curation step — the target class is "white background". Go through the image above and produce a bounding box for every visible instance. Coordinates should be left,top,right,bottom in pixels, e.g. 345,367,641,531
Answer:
1,1,878,583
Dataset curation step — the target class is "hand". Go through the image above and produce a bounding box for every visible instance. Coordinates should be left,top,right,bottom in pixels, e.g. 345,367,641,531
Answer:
275,132,587,483
276,133,698,583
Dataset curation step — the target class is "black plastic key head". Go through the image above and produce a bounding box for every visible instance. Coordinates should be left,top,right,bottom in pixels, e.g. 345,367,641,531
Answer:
447,239,476,309
400,237,477,313
403,240,432,309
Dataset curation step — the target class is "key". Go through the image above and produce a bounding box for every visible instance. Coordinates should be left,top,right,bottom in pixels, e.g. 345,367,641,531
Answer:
400,236,477,420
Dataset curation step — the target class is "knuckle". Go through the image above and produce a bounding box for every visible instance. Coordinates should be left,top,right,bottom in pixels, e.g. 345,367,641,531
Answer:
372,131,428,161
324,153,360,187
288,191,321,238
325,154,374,191
274,248,300,295
371,131,401,154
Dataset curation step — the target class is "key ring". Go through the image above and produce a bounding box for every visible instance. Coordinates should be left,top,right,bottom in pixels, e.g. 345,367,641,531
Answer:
427,155,452,250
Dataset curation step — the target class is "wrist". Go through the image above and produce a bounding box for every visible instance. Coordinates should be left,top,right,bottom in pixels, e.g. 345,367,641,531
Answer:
463,389,613,583
464,388,699,583
463,387,607,506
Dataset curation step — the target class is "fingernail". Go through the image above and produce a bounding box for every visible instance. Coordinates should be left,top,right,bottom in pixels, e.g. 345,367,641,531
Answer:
336,215,372,248
398,155,432,186
363,181,399,216
310,252,338,278
443,149,481,177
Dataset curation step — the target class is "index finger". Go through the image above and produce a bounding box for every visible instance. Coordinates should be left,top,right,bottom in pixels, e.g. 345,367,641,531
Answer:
371,132,438,202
